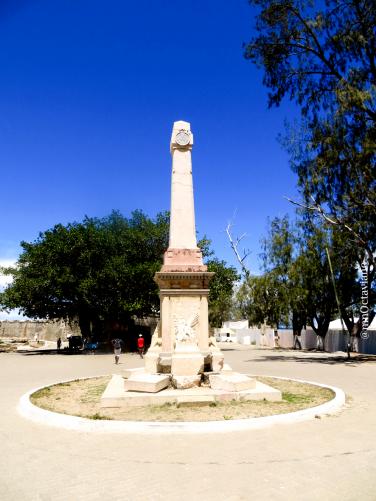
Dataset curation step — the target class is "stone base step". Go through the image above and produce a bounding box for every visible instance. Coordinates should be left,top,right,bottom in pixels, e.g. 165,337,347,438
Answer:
124,374,170,393
100,375,282,408
209,372,256,392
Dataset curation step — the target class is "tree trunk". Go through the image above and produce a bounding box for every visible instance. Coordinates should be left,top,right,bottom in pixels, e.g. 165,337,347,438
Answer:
310,315,330,351
316,335,325,351
78,313,92,339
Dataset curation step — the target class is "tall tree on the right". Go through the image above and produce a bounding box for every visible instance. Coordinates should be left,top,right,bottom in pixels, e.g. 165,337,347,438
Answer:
245,0,376,334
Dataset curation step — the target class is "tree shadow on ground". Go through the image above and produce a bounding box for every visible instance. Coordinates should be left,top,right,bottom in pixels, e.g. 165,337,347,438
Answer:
17,349,143,357
246,352,376,366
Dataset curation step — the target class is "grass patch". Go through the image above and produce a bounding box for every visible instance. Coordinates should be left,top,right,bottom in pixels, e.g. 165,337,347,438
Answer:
30,377,111,415
84,412,111,420
0,340,19,352
282,392,312,404
32,387,51,399
80,381,109,404
30,375,335,422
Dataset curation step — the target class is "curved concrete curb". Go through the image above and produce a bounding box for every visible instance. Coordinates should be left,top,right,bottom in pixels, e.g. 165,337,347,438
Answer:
17,375,346,434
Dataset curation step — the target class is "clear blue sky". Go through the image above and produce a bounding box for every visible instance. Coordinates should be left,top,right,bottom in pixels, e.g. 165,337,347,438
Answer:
0,0,298,274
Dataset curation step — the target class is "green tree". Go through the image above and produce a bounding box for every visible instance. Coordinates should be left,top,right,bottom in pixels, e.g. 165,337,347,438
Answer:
261,216,307,335
244,0,376,332
262,215,361,345
232,215,357,347
234,272,289,328
325,222,375,338
0,214,238,335
232,217,300,330
0,210,169,338
207,258,239,327
295,220,336,345
198,236,240,327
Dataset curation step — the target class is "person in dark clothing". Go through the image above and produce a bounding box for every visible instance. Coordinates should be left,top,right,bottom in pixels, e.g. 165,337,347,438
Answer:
112,338,123,364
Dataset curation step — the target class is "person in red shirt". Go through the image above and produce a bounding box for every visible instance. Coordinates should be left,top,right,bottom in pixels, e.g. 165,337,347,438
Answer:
137,334,145,358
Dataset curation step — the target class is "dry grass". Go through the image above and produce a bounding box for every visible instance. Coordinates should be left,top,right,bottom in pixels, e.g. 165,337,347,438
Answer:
0,338,28,352
30,375,334,422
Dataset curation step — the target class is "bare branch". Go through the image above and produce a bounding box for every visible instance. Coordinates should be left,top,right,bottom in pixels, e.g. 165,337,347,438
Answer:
285,196,375,268
225,221,251,279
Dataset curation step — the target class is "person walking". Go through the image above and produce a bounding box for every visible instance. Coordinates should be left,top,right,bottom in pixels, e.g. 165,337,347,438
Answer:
137,334,145,358
57,337,62,351
111,338,123,364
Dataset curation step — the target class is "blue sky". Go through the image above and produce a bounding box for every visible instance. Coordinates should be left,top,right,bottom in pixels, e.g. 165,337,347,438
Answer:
0,0,299,281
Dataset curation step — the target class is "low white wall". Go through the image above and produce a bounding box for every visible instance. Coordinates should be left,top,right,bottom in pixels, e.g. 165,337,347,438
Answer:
223,320,249,330
324,330,347,352
218,322,376,354
277,330,294,348
358,332,376,354
236,329,257,345
235,328,276,347
301,328,317,350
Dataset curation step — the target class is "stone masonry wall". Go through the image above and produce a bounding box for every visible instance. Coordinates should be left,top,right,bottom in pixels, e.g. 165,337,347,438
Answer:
0,320,80,341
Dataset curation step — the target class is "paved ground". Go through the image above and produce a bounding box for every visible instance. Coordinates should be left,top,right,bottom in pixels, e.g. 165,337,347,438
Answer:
1,346,376,501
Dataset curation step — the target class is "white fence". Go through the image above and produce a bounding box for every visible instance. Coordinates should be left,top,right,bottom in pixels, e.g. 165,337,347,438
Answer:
217,326,376,354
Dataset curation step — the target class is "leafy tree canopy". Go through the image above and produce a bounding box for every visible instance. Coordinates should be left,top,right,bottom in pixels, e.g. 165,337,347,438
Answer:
0,212,238,336
232,213,368,340
0,210,169,336
197,236,240,327
245,0,376,272
206,258,239,328
241,0,375,339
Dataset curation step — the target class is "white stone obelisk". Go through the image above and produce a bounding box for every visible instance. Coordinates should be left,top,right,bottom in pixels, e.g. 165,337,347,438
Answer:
145,120,224,387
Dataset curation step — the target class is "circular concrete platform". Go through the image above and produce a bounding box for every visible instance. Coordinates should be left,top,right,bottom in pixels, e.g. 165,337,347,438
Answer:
17,375,345,434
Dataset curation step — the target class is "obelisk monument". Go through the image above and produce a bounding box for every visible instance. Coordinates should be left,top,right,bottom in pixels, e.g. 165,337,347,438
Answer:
145,120,224,387
106,121,279,400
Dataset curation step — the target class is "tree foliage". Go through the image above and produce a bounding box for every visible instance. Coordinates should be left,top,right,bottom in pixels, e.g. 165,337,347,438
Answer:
245,0,376,236
232,214,366,342
261,216,307,333
244,0,375,258
0,210,169,337
0,213,238,336
197,236,240,327
243,0,376,336
234,273,289,328
207,258,239,327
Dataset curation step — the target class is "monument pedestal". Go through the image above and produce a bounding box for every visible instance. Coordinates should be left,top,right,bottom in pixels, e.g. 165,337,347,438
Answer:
151,269,224,377
171,341,205,377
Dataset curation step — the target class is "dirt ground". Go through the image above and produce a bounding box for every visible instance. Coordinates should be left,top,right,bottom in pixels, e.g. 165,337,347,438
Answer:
0,338,30,352
30,375,334,422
